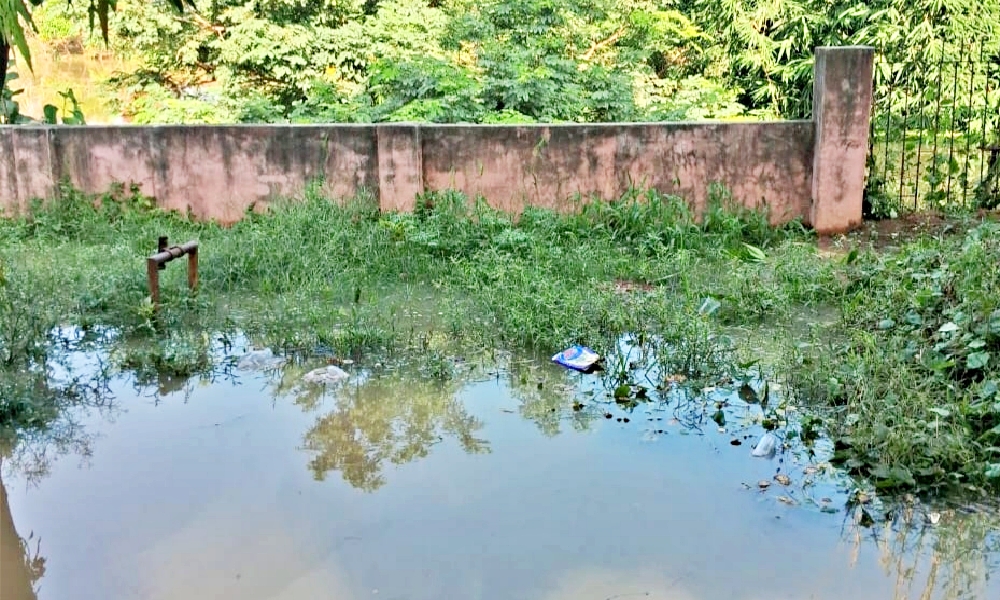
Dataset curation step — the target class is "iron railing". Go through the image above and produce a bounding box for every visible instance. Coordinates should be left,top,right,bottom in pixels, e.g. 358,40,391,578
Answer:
865,40,1000,216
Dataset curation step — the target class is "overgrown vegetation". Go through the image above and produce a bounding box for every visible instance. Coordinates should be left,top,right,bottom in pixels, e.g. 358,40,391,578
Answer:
3,0,997,126
4,184,1000,501
790,225,1000,494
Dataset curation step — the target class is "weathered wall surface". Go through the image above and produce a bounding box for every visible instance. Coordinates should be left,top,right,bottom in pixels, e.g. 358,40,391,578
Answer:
0,46,874,233
1,125,379,223
0,121,813,225
420,122,814,223
0,126,56,214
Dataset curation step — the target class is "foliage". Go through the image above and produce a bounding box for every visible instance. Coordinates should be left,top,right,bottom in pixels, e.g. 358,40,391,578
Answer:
1,0,195,122
0,239,111,461
1,0,40,71
866,43,1000,214
109,80,228,124
82,0,747,123
0,66,28,122
789,220,1000,494
1,62,85,123
0,181,805,376
682,0,1000,119
0,253,54,368
7,0,1000,130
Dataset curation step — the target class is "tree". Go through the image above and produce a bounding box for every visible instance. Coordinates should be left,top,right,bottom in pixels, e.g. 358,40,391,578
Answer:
1,0,196,122
97,0,748,124
1,0,40,109
681,0,1000,118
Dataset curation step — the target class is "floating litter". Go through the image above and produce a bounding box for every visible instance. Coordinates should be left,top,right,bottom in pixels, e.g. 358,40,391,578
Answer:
751,432,778,458
551,345,601,372
303,365,350,385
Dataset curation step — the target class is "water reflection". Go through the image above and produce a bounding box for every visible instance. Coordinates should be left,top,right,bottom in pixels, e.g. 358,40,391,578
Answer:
504,355,594,436
2,343,1000,600
255,351,594,490
0,462,42,600
297,370,490,491
0,335,117,600
842,501,1000,600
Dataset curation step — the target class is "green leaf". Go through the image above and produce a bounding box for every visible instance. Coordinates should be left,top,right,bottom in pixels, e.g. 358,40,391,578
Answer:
742,243,766,263
877,319,895,330
927,407,951,418
938,322,959,333
968,351,991,370
2,0,36,69
986,464,1000,479
42,104,57,124
872,464,916,488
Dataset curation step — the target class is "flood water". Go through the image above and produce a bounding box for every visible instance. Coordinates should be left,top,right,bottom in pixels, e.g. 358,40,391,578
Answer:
2,342,999,600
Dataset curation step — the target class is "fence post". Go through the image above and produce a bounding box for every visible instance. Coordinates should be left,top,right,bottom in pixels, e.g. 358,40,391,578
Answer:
811,46,875,234
377,124,424,212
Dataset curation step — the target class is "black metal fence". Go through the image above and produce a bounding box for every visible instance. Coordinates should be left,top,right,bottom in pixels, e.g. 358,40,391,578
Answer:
865,41,1000,216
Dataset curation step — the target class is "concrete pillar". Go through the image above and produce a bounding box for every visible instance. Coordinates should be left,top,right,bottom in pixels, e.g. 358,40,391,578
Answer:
810,46,875,234
376,124,424,212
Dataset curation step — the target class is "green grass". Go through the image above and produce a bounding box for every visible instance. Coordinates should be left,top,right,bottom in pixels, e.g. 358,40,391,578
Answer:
4,181,1000,499
790,223,1000,495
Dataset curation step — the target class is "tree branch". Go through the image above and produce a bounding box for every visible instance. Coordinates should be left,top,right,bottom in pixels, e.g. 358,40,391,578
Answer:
185,12,225,37
581,26,628,61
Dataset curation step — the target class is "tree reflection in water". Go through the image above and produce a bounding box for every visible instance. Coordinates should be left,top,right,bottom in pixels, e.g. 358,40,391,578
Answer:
842,500,1000,600
0,363,115,600
281,365,489,491
1,459,43,600
503,354,594,437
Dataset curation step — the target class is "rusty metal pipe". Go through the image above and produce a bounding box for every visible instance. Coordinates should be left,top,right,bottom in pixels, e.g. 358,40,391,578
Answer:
149,240,199,265
188,246,199,292
146,239,199,313
147,258,161,308
157,236,168,270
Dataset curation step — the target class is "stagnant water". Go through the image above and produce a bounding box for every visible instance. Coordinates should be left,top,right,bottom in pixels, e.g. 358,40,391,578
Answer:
2,341,999,600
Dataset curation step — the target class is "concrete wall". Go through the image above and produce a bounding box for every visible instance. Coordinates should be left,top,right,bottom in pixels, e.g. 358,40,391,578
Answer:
419,122,814,223
0,47,874,234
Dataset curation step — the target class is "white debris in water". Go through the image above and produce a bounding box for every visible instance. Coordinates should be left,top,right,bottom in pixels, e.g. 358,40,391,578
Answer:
237,348,286,371
750,432,778,458
303,365,350,385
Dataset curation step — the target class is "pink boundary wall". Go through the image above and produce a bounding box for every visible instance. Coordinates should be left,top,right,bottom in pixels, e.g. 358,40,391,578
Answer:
0,47,873,234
